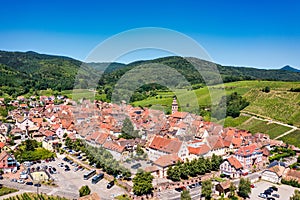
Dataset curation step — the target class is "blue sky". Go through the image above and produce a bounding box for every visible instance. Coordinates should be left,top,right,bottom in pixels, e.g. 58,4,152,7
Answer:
0,0,300,68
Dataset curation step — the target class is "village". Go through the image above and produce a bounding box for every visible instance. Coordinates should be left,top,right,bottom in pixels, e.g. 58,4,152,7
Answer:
0,95,300,200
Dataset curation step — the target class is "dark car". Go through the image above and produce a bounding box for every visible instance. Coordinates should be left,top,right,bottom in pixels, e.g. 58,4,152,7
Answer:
65,168,70,171
271,186,278,191
0,175,3,180
264,190,272,195
26,182,33,185
11,178,17,182
131,163,142,169
267,197,275,200
107,181,114,189
272,194,280,198
34,183,41,187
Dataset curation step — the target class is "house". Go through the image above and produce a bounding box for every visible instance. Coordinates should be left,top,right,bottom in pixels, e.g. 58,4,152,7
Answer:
147,135,188,161
103,141,125,161
0,151,17,172
42,136,60,152
0,133,6,143
261,165,286,183
215,180,231,196
0,123,10,135
220,156,243,178
234,143,263,169
187,141,210,159
144,165,160,178
284,169,300,184
204,135,226,156
153,154,182,178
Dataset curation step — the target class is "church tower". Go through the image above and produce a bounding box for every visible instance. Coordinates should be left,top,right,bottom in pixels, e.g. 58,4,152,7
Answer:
172,97,178,114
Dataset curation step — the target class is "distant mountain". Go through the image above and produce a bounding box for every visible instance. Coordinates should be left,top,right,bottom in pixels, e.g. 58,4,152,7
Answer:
1,50,300,98
87,62,126,73
98,56,300,90
280,65,300,73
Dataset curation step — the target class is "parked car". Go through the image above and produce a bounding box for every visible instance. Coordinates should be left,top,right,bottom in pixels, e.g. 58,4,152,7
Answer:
34,183,41,187
11,178,17,182
26,182,33,186
264,190,272,196
17,179,24,184
107,181,114,189
267,197,275,200
272,194,280,198
258,193,267,198
131,163,142,169
0,175,3,180
271,186,278,191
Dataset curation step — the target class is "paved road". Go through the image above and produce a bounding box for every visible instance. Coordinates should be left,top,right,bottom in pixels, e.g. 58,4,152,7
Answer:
158,186,201,200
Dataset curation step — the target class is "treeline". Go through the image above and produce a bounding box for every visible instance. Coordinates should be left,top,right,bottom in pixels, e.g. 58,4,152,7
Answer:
3,192,69,200
290,88,300,92
214,92,249,119
65,138,131,178
167,154,222,181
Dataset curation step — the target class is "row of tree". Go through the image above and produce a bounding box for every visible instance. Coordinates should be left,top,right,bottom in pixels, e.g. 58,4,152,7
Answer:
167,154,223,181
64,138,131,178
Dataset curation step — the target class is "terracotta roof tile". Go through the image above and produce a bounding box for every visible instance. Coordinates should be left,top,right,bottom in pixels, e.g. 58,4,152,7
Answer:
227,156,243,169
154,154,182,168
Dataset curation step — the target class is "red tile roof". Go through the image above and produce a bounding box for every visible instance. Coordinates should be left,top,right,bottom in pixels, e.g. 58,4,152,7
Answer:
227,156,243,169
188,144,210,155
149,136,182,154
235,143,261,156
171,112,188,119
154,154,182,168
103,141,125,153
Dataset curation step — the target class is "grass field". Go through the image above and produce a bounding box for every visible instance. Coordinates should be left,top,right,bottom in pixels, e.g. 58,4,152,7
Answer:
0,187,18,196
221,115,251,128
132,80,300,126
280,130,300,147
237,117,292,139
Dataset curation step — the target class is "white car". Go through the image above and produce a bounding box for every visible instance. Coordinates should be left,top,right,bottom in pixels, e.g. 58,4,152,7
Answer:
17,179,24,184
258,193,267,198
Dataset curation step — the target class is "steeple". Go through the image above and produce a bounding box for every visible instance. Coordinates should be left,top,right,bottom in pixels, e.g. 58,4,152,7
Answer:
172,97,178,114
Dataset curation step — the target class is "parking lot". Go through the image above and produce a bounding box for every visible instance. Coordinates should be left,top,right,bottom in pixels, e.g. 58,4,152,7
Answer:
249,181,296,200
2,154,127,200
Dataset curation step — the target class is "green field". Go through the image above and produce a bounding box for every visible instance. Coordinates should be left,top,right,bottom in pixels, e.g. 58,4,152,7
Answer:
221,115,251,128
237,118,291,139
281,130,300,147
0,187,18,196
133,80,300,126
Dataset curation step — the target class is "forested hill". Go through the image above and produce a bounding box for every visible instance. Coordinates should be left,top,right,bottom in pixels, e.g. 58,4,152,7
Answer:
0,50,103,97
98,56,300,89
1,50,300,97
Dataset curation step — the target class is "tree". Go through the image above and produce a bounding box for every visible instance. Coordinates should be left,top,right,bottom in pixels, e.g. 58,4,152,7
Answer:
229,182,237,198
238,178,251,199
211,154,223,171
262,86,270,93
290,190,300,200
79,185,91,197
120,117,139,139
202,179,212,200
65,137,72,148
133,170,154,196
181,190,191,200
24,139,38,151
